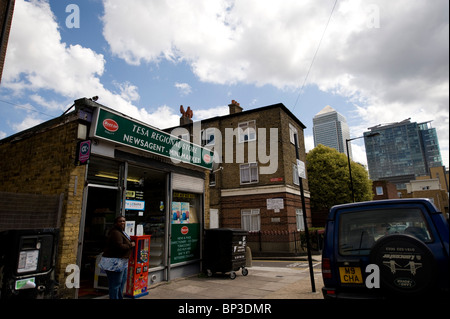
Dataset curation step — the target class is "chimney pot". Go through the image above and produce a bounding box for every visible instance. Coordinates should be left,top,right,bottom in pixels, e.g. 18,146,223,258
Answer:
228,99,243,114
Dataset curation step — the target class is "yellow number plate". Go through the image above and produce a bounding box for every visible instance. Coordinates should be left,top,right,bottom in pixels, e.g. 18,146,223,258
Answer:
339,267,363,284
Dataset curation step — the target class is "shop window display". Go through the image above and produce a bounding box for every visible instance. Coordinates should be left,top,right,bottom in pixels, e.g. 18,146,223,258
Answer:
126,166,167,268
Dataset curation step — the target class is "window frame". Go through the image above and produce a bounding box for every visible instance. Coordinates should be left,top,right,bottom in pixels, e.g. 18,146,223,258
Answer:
238,120,257,143
241,209,261,231
240,162,259,184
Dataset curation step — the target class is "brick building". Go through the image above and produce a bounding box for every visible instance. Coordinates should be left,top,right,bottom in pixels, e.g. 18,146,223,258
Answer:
170,100,311,255
372,180,399,200
0,0,15,83
0,97,212,298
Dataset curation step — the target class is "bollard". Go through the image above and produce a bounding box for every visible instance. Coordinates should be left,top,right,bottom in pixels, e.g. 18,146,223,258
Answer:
245,246,252,267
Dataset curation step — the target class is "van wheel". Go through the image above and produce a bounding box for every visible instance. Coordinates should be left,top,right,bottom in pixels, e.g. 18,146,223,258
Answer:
369,234,437,297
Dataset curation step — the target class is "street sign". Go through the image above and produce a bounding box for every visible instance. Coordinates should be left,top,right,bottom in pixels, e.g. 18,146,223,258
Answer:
296,159,306,179
76,140,91,165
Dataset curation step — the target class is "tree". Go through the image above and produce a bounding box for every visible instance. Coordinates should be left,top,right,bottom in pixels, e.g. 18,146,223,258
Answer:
306,144,373,211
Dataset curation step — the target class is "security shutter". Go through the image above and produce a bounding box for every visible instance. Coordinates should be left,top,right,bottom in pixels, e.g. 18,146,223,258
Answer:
172,173,204,193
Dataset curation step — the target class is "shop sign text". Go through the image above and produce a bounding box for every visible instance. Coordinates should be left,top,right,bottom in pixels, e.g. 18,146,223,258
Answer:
91,108,213,169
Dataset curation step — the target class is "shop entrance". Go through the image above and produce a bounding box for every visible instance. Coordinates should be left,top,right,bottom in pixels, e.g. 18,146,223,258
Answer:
77,157,170,298
79,185,119,298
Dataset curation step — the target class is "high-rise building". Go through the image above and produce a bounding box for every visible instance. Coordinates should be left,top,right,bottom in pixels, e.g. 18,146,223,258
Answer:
364,119,443,185
313,105,352,158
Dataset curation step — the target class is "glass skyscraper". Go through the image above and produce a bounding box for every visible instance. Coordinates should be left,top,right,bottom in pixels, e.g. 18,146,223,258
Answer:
364,119,443,182
313,105,352,159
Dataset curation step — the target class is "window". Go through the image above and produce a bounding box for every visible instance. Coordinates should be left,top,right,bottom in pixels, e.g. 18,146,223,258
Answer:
241,209,260,231
296,209,305,231
202,128,215,146
375,186,384,195
338,208,432,256
293,164,299,185
240,163,258,184
238,120,256,143
289,123,299,145
209,171,216,186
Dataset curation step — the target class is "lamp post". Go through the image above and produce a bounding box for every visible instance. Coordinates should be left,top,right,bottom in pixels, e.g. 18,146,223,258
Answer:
346,132,380,202
293,133,315,293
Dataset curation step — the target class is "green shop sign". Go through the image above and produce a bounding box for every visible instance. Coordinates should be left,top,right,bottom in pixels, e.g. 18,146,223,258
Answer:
171,223,200,264
91,107,213,169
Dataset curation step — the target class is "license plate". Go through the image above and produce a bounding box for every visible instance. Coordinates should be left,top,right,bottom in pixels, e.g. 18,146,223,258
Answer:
339,267,363,284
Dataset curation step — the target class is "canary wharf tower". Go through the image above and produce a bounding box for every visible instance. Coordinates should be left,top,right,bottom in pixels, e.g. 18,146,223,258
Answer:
313,105,352,159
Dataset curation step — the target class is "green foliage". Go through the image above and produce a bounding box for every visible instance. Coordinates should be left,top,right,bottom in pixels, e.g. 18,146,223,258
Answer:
306,144,373,210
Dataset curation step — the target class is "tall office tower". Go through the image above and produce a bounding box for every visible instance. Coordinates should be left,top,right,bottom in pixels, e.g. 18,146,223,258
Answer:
313,105,352,159
364,119,443,184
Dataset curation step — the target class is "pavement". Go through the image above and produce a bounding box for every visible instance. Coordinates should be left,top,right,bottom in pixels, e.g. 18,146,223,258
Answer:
139,257,324,300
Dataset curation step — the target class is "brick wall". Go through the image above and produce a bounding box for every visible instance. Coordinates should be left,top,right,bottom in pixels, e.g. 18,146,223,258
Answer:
0,0,15,83
0,117,87,298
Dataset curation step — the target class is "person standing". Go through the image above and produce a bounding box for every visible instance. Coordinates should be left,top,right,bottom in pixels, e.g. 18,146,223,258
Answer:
99,216,135,299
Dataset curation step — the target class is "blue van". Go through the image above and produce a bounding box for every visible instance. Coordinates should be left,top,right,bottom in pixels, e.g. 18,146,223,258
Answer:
321,199,449,299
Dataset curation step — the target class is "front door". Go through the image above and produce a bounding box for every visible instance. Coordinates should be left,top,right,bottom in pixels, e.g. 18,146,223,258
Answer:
78,185,120,298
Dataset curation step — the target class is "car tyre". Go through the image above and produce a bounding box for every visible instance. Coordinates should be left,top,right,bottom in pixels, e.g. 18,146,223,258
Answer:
369,234,437,297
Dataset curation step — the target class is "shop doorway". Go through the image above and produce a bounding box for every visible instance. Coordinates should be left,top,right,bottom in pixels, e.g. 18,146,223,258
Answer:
77,157,170,298
78,185,119,298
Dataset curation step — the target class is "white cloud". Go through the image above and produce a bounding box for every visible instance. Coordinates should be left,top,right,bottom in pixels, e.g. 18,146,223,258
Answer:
101,0,448,166
12,115,44,132
304,134,315,154
2,0,174,133
193,105,229,121
3,0,105,97
113,81,140,102
174,82,192,96
351,143,369,167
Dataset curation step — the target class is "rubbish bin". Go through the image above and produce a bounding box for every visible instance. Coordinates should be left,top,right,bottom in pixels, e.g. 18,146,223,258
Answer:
0,229,59,299
204,228,248,279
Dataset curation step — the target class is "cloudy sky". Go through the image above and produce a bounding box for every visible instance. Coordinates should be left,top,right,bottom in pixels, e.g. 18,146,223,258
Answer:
1,0,448,168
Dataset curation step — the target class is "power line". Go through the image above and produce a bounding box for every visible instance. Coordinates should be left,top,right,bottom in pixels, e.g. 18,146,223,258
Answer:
0,98,56,118
292,0,338,112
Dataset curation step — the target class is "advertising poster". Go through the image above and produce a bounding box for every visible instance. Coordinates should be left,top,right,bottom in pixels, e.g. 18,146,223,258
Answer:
172,201,181,223
170,223,200,264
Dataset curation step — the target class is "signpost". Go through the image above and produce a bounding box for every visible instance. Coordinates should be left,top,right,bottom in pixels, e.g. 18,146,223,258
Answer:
294,134,316,293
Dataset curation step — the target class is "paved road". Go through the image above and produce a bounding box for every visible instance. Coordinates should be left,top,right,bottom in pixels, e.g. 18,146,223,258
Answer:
252,259,322,270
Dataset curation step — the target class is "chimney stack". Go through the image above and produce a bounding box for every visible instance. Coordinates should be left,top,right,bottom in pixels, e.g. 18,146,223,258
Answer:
228,99,243,114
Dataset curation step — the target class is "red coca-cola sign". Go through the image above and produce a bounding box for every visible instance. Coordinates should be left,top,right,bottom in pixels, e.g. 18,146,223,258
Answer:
181,226,189,235
103,119,119,132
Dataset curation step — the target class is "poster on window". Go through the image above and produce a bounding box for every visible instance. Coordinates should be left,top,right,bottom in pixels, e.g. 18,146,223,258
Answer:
170,223,200,264
172,202,181,223
172,202,190,223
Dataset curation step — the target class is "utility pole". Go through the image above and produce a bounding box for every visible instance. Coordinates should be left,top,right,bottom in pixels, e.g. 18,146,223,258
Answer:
294,134,316,293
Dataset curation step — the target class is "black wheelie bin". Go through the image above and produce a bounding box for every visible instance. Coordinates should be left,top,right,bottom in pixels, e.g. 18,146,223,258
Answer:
203,228,248,279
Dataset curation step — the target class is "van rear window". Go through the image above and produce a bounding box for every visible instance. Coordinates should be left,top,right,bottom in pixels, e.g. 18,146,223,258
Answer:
338,208,432,256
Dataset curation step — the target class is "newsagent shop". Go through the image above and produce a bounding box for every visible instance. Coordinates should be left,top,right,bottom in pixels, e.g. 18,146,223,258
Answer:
0,97,212,298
